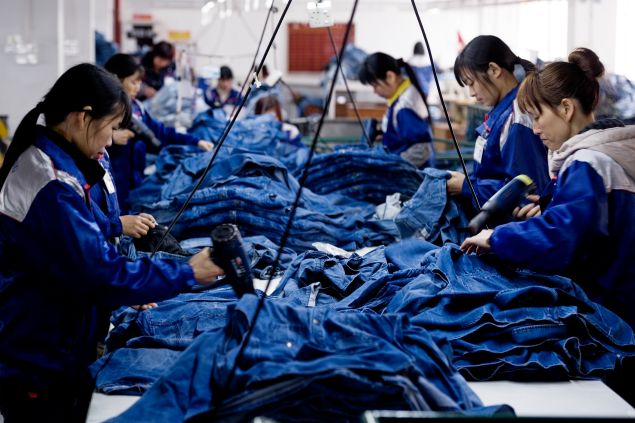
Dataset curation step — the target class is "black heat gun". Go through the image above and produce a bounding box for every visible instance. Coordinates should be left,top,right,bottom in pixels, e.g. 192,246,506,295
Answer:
210,224,255,298
467,174,536,234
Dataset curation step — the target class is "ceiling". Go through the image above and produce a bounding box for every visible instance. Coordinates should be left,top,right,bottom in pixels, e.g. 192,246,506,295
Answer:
149,0,553,10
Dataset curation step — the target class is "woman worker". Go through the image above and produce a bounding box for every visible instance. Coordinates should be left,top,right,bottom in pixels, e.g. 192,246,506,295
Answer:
104,53,214,212
461,48,635,328
0,63,223,421
449,35,550,213
358,52,434,169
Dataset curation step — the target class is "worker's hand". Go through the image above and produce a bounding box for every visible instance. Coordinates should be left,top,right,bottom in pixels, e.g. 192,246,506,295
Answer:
197,140,214,152
513,195,541,220
132,303,158,311
460,229,493,255
446,171,466,196
120,213,157,238
142,85,157,99
189,247,224,286
113,129,135,146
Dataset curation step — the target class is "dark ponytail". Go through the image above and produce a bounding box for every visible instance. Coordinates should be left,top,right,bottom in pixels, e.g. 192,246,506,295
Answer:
397,58,432,124
454,35,534,86
359,52,431,123
0,106,43,189
0,63,131,190
517,47,604,115
516,56,535,74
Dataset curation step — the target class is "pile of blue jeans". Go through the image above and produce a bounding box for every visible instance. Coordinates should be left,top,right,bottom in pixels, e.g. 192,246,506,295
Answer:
383,241,635,381
107,296,511,422
94,240,635,399
189,110,308,173
299,145,424,204
128,146,400,251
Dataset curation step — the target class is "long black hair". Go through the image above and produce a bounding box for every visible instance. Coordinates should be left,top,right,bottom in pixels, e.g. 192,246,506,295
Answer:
358,52,431,119
0,63,131,189
454,35,534,87
104,53,145,80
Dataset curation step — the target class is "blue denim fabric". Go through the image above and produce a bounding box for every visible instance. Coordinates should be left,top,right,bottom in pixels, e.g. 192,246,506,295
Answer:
322,44,368,88
384,244,635,381
96,248,390,395
109,295,487,422
299,146,424,204
90,348,181,395
95,241,635,400
188,112,308,173
395,167,470,245
93,236,295,396
160,151,300,199
128,150,400,251
127,289,237,350
384,238,439,269
276,247,390,307
102,285,237,352
241,235,298,278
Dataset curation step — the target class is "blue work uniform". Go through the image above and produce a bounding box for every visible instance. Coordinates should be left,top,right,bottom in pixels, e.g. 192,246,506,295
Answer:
91,151,123,240
138,53,175,101
0,126,197,393
461,86,549,210
108,99,200,212
204,87,242,115
381,79,433,168
490,120,635,328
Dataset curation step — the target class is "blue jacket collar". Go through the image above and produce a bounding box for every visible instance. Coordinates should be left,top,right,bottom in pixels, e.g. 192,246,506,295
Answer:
488,85,518,122
478,85,518,136
35,126,105,188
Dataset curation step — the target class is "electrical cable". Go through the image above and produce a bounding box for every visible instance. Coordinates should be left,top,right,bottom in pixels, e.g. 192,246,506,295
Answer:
410,0,481,211
326,27,371,146
196,1,361,419
211,17,227,54
100,0,290,396
270,6,279,69
238,12,260,43
150,0,290,257
233,2,276,116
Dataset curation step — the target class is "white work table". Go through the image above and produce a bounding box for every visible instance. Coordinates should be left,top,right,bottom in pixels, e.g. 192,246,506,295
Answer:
86,380,635,421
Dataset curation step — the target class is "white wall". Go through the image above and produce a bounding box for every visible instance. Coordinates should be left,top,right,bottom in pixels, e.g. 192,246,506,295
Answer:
0,0,63,132
615,0,635,79
95,0,115,41
117,0,573,83
0,0,95,132
568,0,617,70
63,0,96,69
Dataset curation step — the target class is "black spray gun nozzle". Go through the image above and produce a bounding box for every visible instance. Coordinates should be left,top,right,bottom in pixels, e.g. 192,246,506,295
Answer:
468,174,536,235
210,224,255,298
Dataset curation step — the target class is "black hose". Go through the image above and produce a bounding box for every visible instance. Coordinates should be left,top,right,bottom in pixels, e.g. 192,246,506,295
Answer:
410,0,481,211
